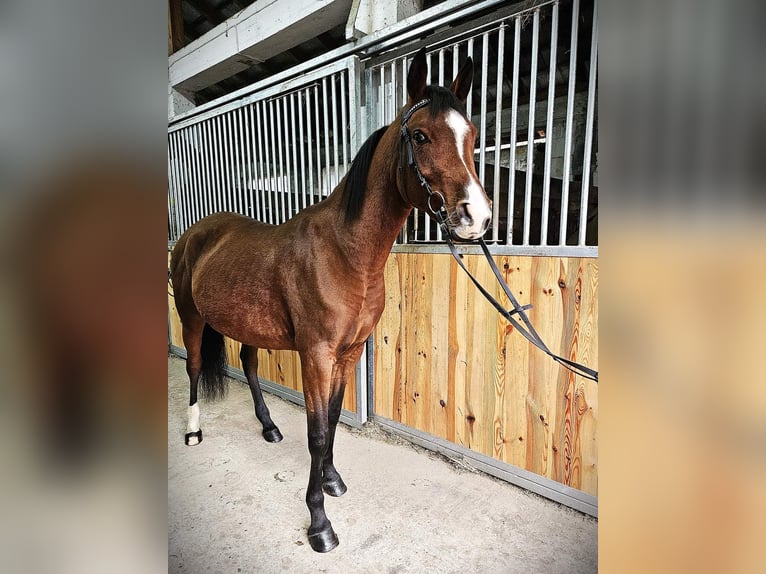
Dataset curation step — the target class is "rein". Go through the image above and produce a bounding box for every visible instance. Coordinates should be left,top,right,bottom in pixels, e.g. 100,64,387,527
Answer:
399,100,598,383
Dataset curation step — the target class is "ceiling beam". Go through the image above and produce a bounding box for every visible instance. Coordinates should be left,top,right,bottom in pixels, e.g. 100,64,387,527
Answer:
168,0,184,55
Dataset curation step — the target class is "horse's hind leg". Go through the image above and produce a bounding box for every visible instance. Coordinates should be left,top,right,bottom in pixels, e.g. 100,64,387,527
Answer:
239,345,282,442
181,316,205,446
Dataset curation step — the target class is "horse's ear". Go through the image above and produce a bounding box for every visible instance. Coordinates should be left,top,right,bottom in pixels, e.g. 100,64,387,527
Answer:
450,57,473,103
407,48,428,102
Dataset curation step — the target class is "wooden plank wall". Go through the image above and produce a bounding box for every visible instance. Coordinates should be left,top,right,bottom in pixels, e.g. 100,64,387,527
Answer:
168,255,356,413
374,253,598,496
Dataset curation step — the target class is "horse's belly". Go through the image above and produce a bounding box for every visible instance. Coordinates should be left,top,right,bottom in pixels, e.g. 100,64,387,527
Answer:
203,303,295,350
194,274,295,350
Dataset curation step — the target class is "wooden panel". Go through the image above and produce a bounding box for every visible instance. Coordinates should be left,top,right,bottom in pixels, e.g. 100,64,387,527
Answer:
168,255,356,413
374,253,598,496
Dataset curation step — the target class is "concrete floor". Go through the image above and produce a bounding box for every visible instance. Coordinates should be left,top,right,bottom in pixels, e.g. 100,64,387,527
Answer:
168,356,597,573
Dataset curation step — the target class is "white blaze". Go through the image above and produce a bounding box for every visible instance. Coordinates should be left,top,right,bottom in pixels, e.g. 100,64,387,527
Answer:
444,110,492,236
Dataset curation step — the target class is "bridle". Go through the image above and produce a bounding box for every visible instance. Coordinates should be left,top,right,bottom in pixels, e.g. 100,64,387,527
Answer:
398,98,449,226
398,100,599,383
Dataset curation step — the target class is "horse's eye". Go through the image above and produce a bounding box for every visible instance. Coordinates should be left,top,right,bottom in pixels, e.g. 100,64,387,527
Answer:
412,130,429,145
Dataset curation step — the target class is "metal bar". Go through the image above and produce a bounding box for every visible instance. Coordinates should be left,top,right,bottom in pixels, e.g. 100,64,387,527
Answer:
188,125,199,224
197,125,207,220
452,43,459,84
298,91,307,210
228,112,237,213
492,24,506,242
400,58,409,244
201,122,213,217
436,48,446,242
276,98,287,223
208,120,218,214
331,74,340,192
255,101,267,222
170,134,184,231
207,119,217,214
522,9,540,246
507,16,521,244
262,100,274,224
378,66,386,127
269,99,280,223
213,116,227,211
230,112,239,213
438,47,445,85
307,87,316,207
252,104,261,219
207,118,217,214
373,416,597,516
281,96,293,221
541,1,559,245
178,129,190,229
560,0,580,245
313,85,322,204
167,136,180,234
238,106,247,215
478,32,489,185
290,92,300,217
390,243,597,257
389,60,396,123
180,128,195,226
401,55,407,107
424,50,432,242
347,56,360,188
579,0,598,247
340,70,349,175
234,109,243,214
167,186,175,241
244,104,254,218
465,37,473,119
223,113,233,213
322,77,331,197
280,97,292,221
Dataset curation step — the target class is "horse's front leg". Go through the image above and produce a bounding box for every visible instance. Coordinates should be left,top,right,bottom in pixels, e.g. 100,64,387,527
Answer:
300,349,339,553
322,344,364,497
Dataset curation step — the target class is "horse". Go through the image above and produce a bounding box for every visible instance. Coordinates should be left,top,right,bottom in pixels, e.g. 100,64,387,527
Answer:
169,47,492,553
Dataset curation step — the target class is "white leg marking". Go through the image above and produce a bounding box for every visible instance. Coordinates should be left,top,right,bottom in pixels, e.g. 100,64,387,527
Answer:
187,402,200,445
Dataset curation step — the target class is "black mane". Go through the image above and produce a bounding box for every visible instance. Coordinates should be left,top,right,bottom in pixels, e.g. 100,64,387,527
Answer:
341,126,387,223
340,85,465,223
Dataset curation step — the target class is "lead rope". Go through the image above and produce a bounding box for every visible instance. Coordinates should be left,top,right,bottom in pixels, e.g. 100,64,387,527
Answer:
400,100,598,383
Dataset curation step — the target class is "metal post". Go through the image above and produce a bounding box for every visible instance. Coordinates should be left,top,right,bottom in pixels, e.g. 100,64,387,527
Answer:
492,25,506,243
507,16,521,244
541,1,559,246
560,0,580,245
523,9,540,246
579,0,597,246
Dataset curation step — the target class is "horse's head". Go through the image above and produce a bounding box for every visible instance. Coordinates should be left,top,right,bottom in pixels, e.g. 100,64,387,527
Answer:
399,48,492,241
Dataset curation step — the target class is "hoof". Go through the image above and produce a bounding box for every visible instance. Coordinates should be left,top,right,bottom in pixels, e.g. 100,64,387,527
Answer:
263,427,283,443
322,477,347,497
307,526,339,553
185,430,202,446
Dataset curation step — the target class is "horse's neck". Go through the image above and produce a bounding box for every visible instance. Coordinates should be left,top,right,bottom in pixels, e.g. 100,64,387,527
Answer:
344,127,411,274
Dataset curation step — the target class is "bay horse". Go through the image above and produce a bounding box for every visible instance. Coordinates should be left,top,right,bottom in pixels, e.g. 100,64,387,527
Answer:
170,48,492,553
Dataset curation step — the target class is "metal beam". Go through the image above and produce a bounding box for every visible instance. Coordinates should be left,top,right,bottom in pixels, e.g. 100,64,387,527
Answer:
169,0,354,93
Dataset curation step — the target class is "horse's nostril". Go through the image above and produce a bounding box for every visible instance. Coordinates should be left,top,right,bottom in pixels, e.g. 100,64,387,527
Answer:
457,201,473,225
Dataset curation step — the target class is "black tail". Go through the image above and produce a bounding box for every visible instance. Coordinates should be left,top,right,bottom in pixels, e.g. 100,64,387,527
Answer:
200,324,227,401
